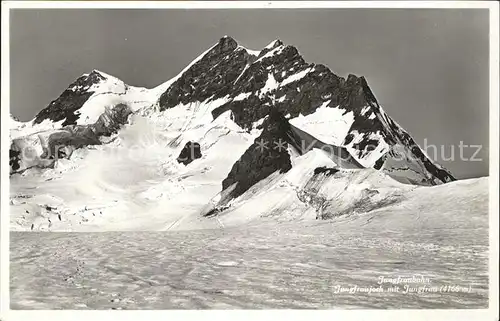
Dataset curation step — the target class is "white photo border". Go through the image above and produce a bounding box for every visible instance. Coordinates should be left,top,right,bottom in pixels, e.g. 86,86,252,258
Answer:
1,1,498,321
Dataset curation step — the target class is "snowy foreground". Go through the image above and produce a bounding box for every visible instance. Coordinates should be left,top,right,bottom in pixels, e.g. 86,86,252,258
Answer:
10,177,489,309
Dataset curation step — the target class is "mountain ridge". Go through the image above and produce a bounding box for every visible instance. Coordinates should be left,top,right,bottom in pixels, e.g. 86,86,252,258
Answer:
14,36,455,185
9,36,458,230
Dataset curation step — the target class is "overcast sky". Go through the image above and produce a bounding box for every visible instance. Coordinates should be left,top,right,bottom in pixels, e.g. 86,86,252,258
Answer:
10,9,489,179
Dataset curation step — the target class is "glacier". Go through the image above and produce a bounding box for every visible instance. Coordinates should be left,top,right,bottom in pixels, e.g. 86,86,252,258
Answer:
10,177,489,308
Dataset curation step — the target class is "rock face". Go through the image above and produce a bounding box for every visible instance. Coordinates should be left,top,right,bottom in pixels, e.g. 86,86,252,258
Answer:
222,109,364,199
156,36,454,190
222,110,294,199
10,103,132,173
177,141,202,165
33,71,106,126
159,37,256,109
93,103,133,137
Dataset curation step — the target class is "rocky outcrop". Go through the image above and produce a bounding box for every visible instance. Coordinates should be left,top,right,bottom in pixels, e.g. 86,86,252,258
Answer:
159,37,257,109
176,141,202,165
220,108,364,200
313,167,339,177
222,110,294,199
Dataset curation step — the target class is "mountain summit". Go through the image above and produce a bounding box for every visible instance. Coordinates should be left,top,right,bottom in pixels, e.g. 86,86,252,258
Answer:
10,36,455,231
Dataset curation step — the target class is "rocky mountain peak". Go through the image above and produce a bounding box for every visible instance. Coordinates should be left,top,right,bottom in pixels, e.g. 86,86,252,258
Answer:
33,71,106,126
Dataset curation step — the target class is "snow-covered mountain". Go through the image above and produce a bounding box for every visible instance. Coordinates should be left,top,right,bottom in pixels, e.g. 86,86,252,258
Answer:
9,36,459,231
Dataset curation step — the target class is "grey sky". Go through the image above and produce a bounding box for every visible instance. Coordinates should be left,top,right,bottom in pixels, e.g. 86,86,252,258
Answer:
10,9,489,179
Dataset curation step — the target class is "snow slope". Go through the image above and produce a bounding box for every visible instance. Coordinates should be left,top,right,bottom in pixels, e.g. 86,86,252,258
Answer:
10,177,489,309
